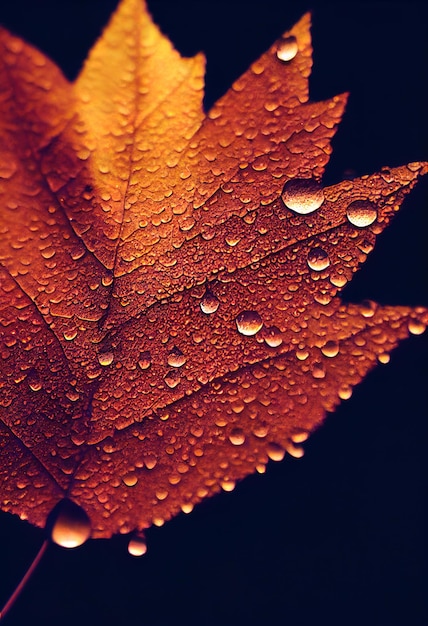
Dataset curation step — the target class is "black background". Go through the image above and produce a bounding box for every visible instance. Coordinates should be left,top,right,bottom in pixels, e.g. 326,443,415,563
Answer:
0,2,427,625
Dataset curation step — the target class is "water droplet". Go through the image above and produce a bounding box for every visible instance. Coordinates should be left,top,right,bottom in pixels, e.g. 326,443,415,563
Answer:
285,442,304,458
321,341,339,358
267,442,286,462
164,370,180,388
228,428,245,446
50,499,91,548
291,431,309,444
98,351,114,366
408,319,426,335
281,179,324,215
128,532,147,557
200,292,219,314
167,347,186,368
221,479,236,492
123,472,138,487
311,362,326,379
360,300,377,318
138,351,152,370
264,326,283,348
346,200,377,227
276,36,298,62
63,329,78,341
307,248,330,272
181,502,194,514
236,310,263,336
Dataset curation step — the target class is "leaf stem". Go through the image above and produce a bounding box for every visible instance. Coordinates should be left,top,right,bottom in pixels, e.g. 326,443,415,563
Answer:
0,539,49,621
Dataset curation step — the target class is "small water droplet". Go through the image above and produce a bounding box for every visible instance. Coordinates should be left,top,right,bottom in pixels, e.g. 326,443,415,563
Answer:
138,351,152,370
321,341,339,358
291,431,309,444
181,502,194,514
360,300,377,318
128,532,147,557
63,329,78,341
281,179,324,214
98,351,114,366
311,361,326,378
408,319,426,335
200,292,219,314
276,35,298,62
167,347,186,368
346,200,377,227
228,428,245,446
236,310,263,336
307,248,330,271
50,499,91,548
264,326,283,347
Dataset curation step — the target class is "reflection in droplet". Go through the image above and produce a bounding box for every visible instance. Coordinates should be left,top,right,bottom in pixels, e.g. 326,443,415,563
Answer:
236,310,263,336
282,179,324,214
276,36,298,62
321,341,339,358
50,499,91,548
346,200,377,227
167,347,186,368
200,292,219,314
128,532,147,557
307,248,330,272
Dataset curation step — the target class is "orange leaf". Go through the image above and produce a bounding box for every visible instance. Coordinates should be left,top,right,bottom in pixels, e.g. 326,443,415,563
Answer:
0,2,427,623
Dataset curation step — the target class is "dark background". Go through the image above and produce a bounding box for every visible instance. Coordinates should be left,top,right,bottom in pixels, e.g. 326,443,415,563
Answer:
0,2,427,625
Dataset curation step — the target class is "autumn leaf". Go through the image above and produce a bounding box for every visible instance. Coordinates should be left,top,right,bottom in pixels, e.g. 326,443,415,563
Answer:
0,1,427,623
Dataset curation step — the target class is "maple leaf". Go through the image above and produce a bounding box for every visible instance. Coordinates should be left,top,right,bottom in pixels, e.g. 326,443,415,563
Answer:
0,1,427,622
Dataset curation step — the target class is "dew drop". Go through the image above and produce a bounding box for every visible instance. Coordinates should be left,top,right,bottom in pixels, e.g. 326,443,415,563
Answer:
128,532,147,557
360,300,377,318
264,326,283,348
291,431,309,444
307,248,330,272
164,370,180,388
236,310,263,336
408,319,426,335
276,36,298,62
321,340,339,358
123,472,138,487
138,351,152,370
221,479,236,492
267,442,286,462
346,200,377,227
181,502,194,514
63,329,78,341
281,179,324,214
98,351,114,366
228,428,246,446
50,499,91,548
200,292,219,314
167,347,186,368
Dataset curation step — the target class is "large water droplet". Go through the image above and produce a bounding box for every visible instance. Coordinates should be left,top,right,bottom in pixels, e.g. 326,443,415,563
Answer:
229,428,245,446
50,499,91,548
408,318,426,335
321,340,339,358
138,351,152,370
236,310,263,336
276,36,298,62
307,248,330,271
264,326,283,348
200,292,219,314
346,200,377,227
164,370,180,388
267,442,286,462
281,179,324,215
98,351,114,366
167,347,186,368
128,532,147,557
